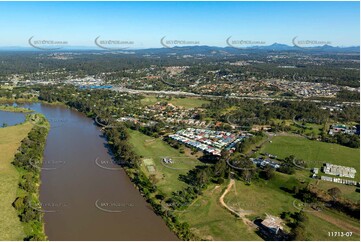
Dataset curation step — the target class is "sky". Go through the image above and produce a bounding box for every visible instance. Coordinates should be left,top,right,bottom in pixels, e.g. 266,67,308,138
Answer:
0,1,359,48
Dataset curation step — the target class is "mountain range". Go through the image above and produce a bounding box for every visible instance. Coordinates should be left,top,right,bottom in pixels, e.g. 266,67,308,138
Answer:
0,43,359,53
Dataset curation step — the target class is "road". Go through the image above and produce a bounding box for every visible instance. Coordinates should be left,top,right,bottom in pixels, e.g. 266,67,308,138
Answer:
111,86,360,105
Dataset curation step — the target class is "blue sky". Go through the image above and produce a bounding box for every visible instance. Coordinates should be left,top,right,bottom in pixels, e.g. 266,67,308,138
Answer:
0,1,359,48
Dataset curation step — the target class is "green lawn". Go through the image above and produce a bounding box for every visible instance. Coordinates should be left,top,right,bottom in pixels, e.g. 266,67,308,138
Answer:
128,129,203,195
140,95,209,109
259,134,360,179
0,122,33,240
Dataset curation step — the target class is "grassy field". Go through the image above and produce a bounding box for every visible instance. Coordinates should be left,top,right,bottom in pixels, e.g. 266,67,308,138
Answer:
140,95,209,108
259,134,360,179
128,129,203,195
224,175,299,220
177,173,360,241
0,122,33,240
176,183,262,241
222,174,359,241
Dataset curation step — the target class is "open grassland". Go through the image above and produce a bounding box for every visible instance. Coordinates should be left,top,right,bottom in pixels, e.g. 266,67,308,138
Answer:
222,174,359,241
128,129,203,195
305,204,360,240
140,95,209,108
223,175,299,220
176,183,262,241
259,134,360,179
0,122,33,240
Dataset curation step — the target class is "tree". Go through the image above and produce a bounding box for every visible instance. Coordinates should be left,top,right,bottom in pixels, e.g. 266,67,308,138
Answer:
279,155,296,174
328,187,342,199
291,224,307,240
293,211,308,223
293,186,300,194
288,211,308,240
261,166,274,180
13,197,25,211
213,159,227,178
196,169,210,186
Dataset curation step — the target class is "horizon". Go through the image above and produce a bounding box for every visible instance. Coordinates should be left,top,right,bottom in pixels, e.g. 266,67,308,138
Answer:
0,42,360,51
0,1,359,49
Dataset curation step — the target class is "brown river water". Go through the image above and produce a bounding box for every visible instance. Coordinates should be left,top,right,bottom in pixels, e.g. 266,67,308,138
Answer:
0,103,177,240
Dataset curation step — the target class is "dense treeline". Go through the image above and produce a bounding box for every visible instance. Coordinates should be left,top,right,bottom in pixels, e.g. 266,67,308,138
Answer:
235,132,265,153
294,184,360,219
205,98,331,126
336,89,360,102
12,114,49,241
321,132,360,148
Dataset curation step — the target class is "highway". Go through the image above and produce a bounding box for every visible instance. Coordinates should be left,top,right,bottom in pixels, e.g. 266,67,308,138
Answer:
111,86,360,105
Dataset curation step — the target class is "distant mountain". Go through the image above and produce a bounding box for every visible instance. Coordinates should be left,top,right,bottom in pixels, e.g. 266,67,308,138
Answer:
315,44,360,52
0,43,359,54
138,43,360,54
254,43,295,51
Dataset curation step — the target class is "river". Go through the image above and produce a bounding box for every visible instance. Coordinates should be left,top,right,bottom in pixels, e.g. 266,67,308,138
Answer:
0,103,177,240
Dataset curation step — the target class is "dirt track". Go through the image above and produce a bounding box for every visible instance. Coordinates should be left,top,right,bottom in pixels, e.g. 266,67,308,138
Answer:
219,179,255,228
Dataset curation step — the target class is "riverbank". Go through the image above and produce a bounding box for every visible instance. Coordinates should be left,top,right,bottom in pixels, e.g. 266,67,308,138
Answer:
11,113,50,240
0,104,33,113
0,97,68,108
0,97,38,104
0,121,33,240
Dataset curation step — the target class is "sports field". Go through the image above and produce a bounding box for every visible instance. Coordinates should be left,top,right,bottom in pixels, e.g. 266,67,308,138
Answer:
128,129,203,195
259,134,360,179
